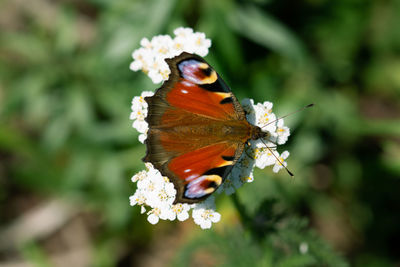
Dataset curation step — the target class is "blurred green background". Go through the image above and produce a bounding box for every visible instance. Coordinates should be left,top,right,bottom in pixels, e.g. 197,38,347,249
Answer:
1,0,400,266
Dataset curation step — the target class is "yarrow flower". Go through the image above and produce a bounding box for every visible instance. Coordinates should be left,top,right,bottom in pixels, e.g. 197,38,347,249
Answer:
128,27,291,229
130,27,211,84
130,91,153,143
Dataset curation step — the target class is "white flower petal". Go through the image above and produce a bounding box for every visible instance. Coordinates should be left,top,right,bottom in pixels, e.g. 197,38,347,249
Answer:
210,212,221,223
140,206,146,214
281,150,290,159
130,61,142,71
272,164,281,173
177,211,189,221
174,27,194,37
132,119,148,133
138,133,147,143
147,213,159,224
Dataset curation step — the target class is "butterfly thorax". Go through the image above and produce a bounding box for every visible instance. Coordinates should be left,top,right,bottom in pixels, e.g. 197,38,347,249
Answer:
159,119,255,144
170,119,268,145
249,124,269,141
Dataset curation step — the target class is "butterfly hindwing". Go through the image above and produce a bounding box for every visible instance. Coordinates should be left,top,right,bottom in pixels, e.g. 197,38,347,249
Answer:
167,142,244,202
143,52,251,203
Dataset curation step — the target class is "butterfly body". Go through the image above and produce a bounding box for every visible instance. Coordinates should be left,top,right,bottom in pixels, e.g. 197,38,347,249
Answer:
143,52,266,204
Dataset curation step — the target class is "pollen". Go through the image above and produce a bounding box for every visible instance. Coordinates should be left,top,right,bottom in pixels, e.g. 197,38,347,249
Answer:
172,204,183,213
174,43,183,50
161,69,170,79
148,181,155,191
201,210,212,219
152,62,159,69
158,47,168,54
135,195,146,205
196,37,202,45
158,189,168,201
149,207,161,216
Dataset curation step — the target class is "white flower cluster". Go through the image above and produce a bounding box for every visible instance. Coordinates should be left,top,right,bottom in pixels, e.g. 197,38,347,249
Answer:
130,27,211,84
129,162,220,229
129,27,291,229
130,91,153,143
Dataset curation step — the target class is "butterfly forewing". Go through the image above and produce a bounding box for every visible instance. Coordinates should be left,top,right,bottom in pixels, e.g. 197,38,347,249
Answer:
143,52,252,203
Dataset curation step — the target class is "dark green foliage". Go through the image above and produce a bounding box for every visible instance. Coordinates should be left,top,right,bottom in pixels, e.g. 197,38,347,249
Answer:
174,200,348,267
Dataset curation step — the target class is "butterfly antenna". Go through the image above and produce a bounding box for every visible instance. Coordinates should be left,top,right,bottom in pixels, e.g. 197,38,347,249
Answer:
262,103,314,129
260,138,294,177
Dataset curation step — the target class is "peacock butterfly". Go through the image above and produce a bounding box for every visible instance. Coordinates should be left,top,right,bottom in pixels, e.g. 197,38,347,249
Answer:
143,52,268,204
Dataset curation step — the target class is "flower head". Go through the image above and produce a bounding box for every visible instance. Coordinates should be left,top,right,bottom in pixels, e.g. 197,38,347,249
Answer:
272,150,290,173
130,27,211,84
130,91,154,143
192,197,221,229
128,27,292,229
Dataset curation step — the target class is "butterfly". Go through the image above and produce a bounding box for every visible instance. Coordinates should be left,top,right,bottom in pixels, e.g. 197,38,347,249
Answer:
143,52,268,204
